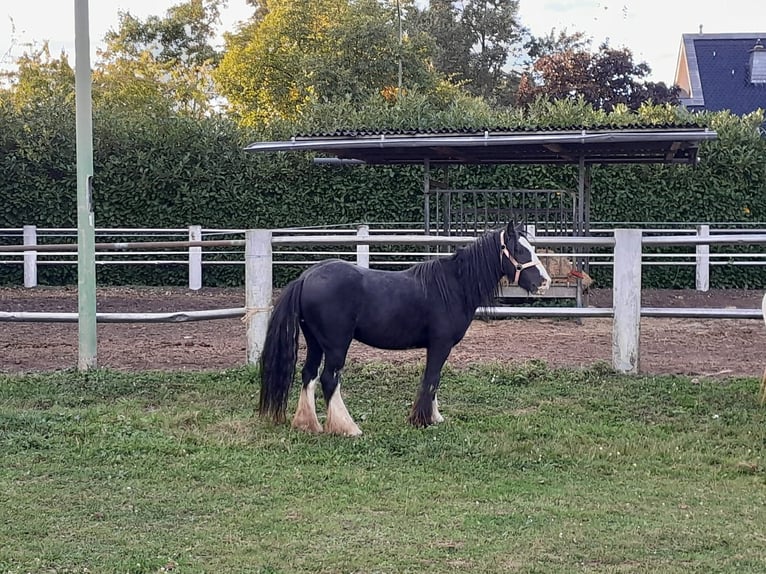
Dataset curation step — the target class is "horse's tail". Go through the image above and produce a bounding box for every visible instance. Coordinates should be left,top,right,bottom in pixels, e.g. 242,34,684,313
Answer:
258,276,304,423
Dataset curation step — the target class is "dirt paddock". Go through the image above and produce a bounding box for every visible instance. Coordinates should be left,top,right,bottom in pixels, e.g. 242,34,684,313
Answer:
1,286,764,378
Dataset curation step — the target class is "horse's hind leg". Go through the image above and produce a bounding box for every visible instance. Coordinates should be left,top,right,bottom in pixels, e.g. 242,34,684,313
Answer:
321,346,362,437
291,325,323,434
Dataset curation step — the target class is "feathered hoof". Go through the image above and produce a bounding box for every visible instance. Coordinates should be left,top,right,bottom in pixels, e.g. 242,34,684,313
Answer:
408,410,434,428
325,419,363,437
291,417,323,434
408,396,436,428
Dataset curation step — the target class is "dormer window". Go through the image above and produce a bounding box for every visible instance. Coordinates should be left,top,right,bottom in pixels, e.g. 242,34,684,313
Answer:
750,40,766,84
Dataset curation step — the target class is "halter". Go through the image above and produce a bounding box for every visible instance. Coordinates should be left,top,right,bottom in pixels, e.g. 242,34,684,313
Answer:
499,230,540,285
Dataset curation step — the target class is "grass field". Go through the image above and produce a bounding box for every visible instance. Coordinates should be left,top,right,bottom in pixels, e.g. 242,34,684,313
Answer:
2,361,766,573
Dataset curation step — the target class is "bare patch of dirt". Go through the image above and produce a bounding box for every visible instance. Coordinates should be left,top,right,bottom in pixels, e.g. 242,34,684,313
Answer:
0,287,764,377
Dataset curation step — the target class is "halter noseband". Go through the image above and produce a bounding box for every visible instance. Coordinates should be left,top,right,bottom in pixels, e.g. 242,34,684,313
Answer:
499,230,539,285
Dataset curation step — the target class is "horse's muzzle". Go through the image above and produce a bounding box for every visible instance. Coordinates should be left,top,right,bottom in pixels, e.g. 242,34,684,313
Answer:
531,278,551,295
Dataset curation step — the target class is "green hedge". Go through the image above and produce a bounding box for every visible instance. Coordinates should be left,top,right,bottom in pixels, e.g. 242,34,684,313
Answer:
1,100,765,288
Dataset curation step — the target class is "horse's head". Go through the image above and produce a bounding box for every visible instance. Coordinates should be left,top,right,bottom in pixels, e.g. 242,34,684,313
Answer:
500,222,551,295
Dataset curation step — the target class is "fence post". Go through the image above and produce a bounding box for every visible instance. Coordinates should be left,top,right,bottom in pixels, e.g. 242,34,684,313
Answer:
356,224,370,268
696,224,710,292
188,225,202,290
245,229,273,365
23,225,37,288
524,224,536,249
612,229,642,374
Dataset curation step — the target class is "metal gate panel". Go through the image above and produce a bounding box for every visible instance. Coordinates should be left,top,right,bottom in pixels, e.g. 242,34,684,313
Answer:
426,188,584,300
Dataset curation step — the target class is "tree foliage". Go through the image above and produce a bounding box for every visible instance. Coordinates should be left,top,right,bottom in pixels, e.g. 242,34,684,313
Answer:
517,42,680,111
215,0,440,125
0,42,74,110
523,27,590,62
2,0,694,127
409,0,523,104
94,0,225,117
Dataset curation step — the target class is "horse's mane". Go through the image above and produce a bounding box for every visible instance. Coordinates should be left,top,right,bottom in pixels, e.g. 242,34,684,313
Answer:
410,257,451,303
455,229,504,308
408,228,504,308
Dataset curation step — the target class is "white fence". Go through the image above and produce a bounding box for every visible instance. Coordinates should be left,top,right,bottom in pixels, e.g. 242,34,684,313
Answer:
241,230,766,374
3,224,766,291
1,227,765,374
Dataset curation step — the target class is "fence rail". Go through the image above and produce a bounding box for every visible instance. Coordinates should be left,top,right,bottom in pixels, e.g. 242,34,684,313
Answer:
3,224,766,292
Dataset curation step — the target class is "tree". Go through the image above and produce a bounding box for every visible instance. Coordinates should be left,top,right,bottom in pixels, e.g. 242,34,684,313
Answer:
523,27,590,62
408,0,471,83
461,0,523,102
0,42,74,109
517,42,680,111
214,0,343,125
242,0,270,20
214,0,441,126
94,0,226,116
409,0,524,104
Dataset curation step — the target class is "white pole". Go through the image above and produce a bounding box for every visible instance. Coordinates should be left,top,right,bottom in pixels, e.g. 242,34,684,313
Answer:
74,0,98,370
524,224,537,251
23,225,37,288
188,225,202,290
245,229,273,365
356,224,370,268
612,229,642,374
696,224,710,292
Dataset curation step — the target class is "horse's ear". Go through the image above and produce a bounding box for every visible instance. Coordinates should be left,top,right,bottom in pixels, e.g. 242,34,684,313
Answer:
505,221,522,241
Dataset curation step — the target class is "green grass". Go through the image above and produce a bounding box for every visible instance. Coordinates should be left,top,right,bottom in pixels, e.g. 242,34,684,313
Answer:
2,361,766,573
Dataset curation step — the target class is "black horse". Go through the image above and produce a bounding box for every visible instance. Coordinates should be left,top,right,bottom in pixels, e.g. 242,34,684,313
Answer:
258,222,551,436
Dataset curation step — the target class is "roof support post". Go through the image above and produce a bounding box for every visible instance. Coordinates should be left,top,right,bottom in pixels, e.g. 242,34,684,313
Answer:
575,155,587,308
423,159,431,236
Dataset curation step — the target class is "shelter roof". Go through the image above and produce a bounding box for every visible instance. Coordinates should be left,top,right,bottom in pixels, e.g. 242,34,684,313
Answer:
244,125,717,166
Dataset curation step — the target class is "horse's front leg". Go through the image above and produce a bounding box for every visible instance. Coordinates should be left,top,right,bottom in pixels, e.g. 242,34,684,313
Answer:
408,342,452,428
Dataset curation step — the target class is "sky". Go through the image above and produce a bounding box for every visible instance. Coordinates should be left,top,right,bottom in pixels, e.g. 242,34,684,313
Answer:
1,0,764,84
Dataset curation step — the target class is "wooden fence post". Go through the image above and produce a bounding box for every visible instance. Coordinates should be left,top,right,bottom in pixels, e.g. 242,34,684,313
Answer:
612,229,642,374
188,225,202,290
245,229,273,365
356,224,370,268
23,225,37,288
696,224,710,292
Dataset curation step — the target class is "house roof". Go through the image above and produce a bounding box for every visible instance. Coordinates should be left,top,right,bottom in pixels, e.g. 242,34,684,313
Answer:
675,33,766,114
244,126,717,166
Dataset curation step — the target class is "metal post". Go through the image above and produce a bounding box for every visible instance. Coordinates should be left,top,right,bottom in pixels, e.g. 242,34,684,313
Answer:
696,224,710,292
575,156,587,309
423,159,430,235
577,155,586,238
23,225,37,288
612,229,642,374
74,0,97,370
356,225,370,268
423,160,433,260
188,225,202,290
245,229,273,365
